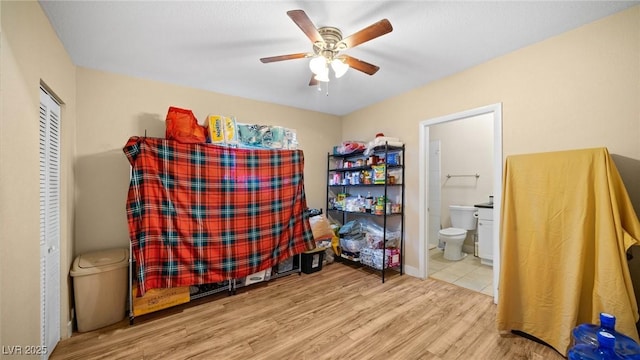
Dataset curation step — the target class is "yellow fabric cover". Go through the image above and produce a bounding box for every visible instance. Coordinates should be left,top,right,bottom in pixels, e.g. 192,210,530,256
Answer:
497,147,640,355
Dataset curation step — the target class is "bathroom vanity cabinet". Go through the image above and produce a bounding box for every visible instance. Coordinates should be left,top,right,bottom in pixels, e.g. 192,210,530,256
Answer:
476,206,494,266
326,143,405,282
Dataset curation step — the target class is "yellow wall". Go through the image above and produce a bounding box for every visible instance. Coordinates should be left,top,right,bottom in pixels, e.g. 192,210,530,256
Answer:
74,68,341,255
2,0,639,352
0,0,77,352
342,6,640,271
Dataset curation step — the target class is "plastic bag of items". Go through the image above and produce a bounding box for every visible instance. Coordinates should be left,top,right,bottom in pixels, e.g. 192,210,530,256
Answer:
324,249,335,264
360,247,375,267
338,220,362,238
333,141,366,155
309,214,334,241
361,219,401,249
236,123,297,150
339,220,366,253
361,247,401,270
165,106,207,144
340,234,366,253
363,134,404,157
343,196,367,213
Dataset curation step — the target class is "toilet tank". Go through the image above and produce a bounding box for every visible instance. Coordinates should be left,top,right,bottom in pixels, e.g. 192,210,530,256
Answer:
449,205,478,230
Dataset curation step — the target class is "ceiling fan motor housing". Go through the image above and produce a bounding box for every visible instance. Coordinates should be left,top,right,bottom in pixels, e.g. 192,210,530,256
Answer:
314,27,346,59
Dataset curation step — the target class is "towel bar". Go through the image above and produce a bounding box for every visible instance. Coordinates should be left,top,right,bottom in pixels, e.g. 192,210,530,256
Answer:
446,174,479,179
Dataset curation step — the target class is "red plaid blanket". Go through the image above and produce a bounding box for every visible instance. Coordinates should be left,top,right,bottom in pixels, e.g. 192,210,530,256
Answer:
124,137,315,296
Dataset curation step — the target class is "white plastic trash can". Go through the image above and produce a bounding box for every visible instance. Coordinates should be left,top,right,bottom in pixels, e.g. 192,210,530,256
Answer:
70,247,129,332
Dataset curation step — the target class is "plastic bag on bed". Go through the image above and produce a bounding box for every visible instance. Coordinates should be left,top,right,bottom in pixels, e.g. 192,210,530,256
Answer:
165,106,206,143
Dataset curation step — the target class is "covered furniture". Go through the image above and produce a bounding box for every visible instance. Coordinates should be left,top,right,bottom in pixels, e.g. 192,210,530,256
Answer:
497,147,640,355
124,137,315,296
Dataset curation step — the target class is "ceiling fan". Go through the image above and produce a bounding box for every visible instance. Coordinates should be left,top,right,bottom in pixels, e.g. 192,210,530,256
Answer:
260,10,393,86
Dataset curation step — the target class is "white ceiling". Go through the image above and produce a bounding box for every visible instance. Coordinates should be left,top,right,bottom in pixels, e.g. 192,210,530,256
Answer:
39,1,638,116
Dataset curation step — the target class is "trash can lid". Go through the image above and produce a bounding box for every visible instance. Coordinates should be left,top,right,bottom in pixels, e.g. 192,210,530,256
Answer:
70,248,129,277
78,248,127,268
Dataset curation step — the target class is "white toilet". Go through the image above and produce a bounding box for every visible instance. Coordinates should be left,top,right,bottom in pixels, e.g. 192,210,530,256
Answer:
439,205,478,261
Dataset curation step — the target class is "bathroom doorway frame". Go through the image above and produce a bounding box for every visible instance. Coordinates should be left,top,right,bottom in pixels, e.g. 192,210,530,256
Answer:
418,103,502,304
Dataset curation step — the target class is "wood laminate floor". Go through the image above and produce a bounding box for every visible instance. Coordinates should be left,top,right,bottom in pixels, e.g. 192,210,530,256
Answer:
51,263,565,360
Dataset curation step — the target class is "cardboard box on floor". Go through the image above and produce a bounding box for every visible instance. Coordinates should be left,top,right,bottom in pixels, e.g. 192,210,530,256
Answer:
132,285,191,317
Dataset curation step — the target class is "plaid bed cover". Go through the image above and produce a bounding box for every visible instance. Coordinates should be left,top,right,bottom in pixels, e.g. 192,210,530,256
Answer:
124,137,315,296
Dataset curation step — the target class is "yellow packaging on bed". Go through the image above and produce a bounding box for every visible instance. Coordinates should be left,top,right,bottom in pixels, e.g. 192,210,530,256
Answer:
205,115,225,144
224,115,237,145
132,285,190,317
205,115,237,145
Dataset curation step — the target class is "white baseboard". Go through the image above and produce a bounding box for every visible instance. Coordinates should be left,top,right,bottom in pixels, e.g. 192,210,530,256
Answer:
67,321,73,338
67,307,75,337
404,264,423,279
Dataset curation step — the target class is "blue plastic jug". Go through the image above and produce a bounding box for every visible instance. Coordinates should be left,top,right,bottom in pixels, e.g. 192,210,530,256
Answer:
572,313,640,359
569,331,624,359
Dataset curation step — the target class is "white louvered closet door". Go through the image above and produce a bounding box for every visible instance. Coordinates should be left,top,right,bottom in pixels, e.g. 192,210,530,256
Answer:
39,88,60,359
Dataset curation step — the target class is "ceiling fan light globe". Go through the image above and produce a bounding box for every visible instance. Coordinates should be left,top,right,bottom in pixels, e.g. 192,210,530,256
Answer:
309,56,327,75
314,67,330,82
331,59,349,78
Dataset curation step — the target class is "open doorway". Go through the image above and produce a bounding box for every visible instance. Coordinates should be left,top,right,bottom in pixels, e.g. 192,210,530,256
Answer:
418,104,502,303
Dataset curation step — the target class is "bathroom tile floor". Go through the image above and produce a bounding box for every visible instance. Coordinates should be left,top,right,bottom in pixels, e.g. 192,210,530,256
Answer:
428,247,494,296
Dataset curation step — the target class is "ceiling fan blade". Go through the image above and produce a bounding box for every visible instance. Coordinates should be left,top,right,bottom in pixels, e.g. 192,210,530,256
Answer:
343,55,380,75
287,10,323,44
309,75,318,86
341,19,393,49
260,53,309,63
